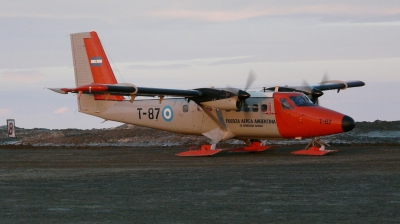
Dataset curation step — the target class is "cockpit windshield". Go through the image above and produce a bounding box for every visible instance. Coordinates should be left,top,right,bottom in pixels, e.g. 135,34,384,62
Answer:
289,95,315,106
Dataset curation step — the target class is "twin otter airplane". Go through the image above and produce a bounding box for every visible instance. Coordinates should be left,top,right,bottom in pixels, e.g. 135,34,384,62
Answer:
50,31,365,156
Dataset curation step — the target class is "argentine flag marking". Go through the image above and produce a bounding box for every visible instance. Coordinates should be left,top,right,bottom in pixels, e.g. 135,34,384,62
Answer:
91,57,102,66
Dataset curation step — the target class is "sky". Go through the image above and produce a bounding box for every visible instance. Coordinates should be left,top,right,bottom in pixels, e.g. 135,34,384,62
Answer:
0,1,399,129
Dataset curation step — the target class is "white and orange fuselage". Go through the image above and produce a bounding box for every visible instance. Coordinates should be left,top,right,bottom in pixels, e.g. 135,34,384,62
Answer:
79,90,354,141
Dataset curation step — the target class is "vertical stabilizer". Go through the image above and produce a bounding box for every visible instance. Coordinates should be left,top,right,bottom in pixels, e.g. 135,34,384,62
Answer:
70,31,124,109
70,32,93,87
82,31,119,85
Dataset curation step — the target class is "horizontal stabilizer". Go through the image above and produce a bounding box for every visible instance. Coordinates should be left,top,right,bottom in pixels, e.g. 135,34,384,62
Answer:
49,84,136,96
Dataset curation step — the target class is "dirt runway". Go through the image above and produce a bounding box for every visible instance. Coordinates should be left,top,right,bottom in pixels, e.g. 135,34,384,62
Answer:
0,146,399,223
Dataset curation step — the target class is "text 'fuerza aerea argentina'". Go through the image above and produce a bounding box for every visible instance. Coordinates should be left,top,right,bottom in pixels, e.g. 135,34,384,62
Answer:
225,119,276,124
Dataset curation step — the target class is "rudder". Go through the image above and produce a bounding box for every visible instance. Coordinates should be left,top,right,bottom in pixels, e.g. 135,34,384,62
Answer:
70,31,123,103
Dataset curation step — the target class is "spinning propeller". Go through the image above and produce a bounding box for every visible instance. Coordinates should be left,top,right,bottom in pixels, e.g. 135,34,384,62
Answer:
239,70,256,97
301,73,331,105
227,70,256,109
264,73,332,105
301,79,324,105
192,70,256,110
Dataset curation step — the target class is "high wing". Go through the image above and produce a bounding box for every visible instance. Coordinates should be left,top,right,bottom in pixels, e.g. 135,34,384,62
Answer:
312,80,365,91
49,79,364,107
49,84,202,97
265,80,365,104
49,84,251,110
266,80,365,93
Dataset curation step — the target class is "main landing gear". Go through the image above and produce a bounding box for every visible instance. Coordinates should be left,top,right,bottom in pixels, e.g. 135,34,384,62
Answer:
175,140,271,157
291,137,338,156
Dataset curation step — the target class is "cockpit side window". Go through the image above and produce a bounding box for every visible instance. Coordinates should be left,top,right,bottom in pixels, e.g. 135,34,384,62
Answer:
289,95,315,106
280,98,294,110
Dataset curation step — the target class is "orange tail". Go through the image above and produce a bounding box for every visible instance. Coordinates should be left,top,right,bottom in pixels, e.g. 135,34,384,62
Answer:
71,31,123,101
83,31,119,85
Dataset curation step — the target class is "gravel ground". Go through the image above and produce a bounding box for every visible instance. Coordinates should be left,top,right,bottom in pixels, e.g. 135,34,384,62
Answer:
0,146,399,223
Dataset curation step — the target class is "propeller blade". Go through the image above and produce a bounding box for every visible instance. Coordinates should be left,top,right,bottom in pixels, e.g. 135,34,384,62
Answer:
245,70,257,91
312,72,330,105
302,79,312,94
302,79,324,105
223,70,257,114
322,72,330,83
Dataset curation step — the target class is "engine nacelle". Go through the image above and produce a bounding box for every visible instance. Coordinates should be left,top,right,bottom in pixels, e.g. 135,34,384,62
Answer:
200,97,241,110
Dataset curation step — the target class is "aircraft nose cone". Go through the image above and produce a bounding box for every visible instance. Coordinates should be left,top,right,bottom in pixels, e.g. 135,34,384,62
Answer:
342,115,355,132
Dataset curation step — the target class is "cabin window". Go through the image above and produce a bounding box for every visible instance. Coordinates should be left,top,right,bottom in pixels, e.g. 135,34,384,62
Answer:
261,104,268,112
252,104,258,112
183,105,189,112
243,103,250,112
280,98,294,110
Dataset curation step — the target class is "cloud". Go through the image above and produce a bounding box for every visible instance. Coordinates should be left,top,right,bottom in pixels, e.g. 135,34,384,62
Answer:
128,64,191,70
209,56,263,66
0,70,45,83
54,107,68,114
1,2,399,23
149,4,400,22
0,108,11,116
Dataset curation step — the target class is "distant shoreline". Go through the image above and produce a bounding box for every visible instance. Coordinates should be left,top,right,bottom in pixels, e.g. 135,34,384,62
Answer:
1,120,399,147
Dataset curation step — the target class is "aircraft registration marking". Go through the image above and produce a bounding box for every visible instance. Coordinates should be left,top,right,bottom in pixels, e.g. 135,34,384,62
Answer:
319,119,332,124
137,108,160,120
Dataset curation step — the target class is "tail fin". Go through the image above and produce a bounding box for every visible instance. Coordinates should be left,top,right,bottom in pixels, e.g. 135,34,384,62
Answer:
70,31,123,101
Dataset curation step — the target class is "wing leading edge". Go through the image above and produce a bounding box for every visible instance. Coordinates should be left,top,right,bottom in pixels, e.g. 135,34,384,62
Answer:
266,80,365,93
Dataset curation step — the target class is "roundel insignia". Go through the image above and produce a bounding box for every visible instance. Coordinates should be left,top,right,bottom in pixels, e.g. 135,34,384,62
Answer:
162,105,174,122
